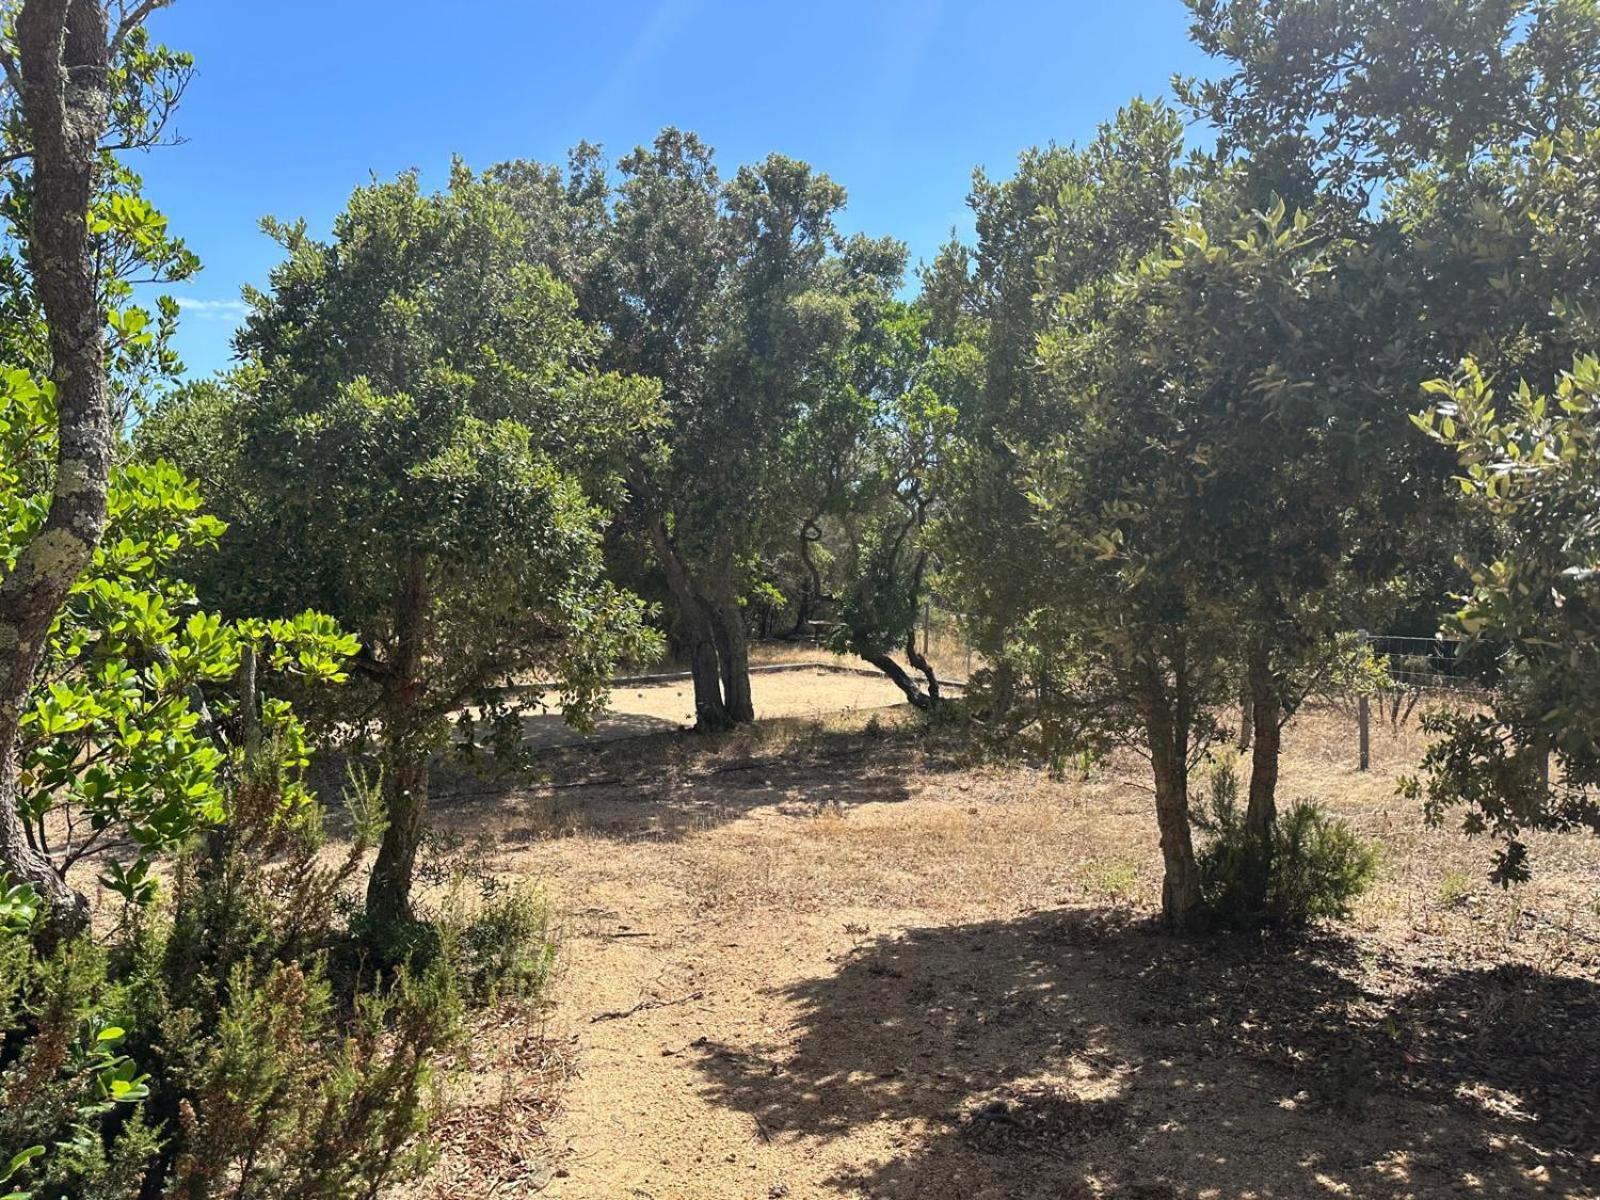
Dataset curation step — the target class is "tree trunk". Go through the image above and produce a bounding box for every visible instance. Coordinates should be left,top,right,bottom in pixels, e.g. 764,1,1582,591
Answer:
365,555,430,929
862,651,931,710
790,516,824,637
0,0,116,940
649,519,734,731
1141,659,1202,930
902,552,940,705
990,658,1016,723
1242,644,1281,914
366,747,429,930
686,614,733,732
238,644,262,764
710,588,754,724
907,636,942,702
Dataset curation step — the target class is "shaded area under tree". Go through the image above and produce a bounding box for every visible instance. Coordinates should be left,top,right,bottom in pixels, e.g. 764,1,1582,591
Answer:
693,908,1599,1199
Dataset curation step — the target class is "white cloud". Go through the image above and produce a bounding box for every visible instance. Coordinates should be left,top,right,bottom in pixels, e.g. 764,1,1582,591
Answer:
174,296,250,320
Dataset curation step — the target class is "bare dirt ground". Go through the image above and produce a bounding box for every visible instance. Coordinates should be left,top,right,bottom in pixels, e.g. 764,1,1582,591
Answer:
511,664,921,750
407,695,1600,1200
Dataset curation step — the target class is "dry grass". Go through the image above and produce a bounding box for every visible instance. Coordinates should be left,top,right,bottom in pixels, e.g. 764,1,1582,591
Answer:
398,698,1600,1200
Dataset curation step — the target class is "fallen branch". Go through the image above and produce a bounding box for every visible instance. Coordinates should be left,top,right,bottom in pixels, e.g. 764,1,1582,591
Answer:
590,990,704,1024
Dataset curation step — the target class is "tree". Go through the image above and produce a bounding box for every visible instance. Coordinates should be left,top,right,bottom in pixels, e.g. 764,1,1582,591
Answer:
935,101,1190,714
0,0,195,934
1179,0,1600,206
144,166,663,931
814,299,973,708
939,100,1441,925
1183,0,1600,898
533,130,903,730
1406,356,1600,882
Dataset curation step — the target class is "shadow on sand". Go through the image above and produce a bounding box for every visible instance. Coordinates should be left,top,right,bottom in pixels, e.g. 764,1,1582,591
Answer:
413,715,968,849
693,908,1599,1199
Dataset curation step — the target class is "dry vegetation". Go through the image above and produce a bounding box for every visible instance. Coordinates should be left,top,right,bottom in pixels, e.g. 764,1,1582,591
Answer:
394,687,1599,1199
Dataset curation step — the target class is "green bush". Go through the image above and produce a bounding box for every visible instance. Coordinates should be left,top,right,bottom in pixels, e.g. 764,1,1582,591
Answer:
441,882,559,1007
0,748,471,1200
0,903,160,1200
1194,756,1380,927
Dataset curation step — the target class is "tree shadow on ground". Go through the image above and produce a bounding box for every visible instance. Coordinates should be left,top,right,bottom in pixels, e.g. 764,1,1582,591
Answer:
514,708,685,751
693,908,1600,1199
415,715,967,849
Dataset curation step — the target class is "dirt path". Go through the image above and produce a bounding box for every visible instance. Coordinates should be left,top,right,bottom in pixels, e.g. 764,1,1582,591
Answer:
417,709,1600,1200
549,881,905,1199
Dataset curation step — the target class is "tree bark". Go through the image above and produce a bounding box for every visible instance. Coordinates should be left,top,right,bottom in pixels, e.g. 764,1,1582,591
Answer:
365,554,430,929
238,644,261,764
649,519,734,732
1242,644,1281,914
710,585,754,724
1141,657,1202,930
903,551,940,705
0,0,115,938
863,651,931,710
790,516,824,637
903,634,941,707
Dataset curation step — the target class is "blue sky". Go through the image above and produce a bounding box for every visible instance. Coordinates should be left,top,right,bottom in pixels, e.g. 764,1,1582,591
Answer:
137,1,1215,379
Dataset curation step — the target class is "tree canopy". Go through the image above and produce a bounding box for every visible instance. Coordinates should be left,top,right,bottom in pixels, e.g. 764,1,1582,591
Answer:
142,166,663,927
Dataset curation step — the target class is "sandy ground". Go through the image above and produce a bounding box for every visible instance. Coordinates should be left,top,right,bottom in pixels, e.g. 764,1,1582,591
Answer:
406,701,1600,1200
511,666,923,750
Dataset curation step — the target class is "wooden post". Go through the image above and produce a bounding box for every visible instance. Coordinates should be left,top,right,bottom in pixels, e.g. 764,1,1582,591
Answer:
1356,630,1371,771
1358,693,1370,771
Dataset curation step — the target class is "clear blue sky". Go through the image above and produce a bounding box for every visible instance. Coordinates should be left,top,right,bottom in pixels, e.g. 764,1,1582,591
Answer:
136,0,1216,379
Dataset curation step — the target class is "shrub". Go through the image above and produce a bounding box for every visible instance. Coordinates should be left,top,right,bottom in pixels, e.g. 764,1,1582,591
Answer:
0,745,469,1200
1194,756,1379,926
0,885,162,1200
440,882,559,1007
149,954,461,1200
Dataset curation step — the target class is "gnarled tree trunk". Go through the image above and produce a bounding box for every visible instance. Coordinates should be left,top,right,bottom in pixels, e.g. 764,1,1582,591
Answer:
903,551,940,705
0,0,116,939
789,515,825,637
649,519,741,732
864,650,932,710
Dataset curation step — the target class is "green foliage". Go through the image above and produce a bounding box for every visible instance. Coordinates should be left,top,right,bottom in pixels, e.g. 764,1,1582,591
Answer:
1179,0,1600,200
938,101,1194,670
0,885,160,1200
145,165,663,729
3,359,356,909
546,129,907,723
1193,757,1380,926
0,17,201,431
125,750,461,1198
820,301,971,674
439,881,559,1007
141,164,665,921
0,737,468,1200
1403,355,1600,881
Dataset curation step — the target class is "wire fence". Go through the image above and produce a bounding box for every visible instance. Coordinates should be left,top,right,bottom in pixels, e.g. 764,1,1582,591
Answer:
1343,631,1492,769
1361,632,1483,696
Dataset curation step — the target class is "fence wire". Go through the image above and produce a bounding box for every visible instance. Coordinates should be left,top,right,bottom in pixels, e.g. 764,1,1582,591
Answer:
1362,633,1485,696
